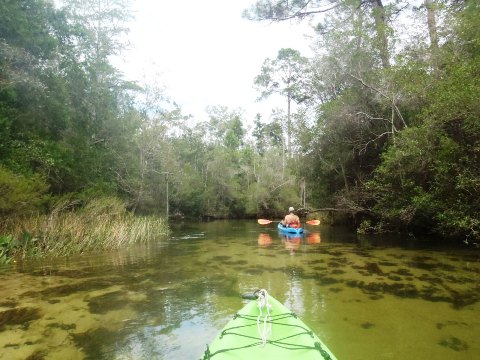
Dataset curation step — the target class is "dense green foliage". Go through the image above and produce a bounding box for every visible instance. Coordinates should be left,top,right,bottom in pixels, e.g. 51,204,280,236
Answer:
246,0,479,243
366,1,480,241
0,0,478,249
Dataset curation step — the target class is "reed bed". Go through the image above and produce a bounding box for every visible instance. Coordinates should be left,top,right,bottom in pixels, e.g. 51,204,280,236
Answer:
1,197,169,259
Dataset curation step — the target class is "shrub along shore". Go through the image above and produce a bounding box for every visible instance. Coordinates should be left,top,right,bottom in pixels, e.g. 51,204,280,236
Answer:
1,1,478,250
0,197,169,264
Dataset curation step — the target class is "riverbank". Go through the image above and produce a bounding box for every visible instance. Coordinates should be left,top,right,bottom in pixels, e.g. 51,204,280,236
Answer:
0,197,169,264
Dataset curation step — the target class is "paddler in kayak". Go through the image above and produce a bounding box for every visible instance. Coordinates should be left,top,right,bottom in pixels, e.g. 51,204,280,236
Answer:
280,206,301,228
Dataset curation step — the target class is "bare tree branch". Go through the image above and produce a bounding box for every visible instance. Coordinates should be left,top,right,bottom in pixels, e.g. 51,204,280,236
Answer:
284,4,340,21
359,131,392,154
270,179,294,193
349,73,408,130
250,1,340,22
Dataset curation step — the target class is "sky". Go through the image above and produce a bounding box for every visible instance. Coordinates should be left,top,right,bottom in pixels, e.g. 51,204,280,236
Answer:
113,0,315,123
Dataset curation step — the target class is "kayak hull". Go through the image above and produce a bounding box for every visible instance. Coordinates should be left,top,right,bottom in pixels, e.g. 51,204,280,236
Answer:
202,292,337,359
278,222,304,234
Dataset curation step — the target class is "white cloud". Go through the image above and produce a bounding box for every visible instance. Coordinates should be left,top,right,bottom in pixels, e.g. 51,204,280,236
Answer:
114,0,314,123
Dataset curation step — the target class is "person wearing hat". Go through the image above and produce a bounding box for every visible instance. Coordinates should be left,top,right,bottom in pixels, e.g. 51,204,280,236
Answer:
280,207,301,228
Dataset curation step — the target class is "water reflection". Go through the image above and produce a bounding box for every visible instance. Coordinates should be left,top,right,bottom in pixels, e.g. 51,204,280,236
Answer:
281,234,302,255
307,232,321,245
284,279,304,315
279,231,322,254
257,233,272,247
0,221,479,360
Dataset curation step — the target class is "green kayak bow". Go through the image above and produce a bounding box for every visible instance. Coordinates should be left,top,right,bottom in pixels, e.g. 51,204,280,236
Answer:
202,289,337,359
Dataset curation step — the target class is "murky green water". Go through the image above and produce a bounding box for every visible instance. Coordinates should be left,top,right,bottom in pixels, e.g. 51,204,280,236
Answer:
1,220,479,359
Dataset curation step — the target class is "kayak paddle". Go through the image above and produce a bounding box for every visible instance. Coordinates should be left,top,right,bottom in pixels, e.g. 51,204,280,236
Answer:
257,219,320,225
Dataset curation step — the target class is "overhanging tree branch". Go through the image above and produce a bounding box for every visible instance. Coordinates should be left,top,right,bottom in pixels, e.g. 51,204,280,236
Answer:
277,4,340,21
243,0,340,22
349,73,407,129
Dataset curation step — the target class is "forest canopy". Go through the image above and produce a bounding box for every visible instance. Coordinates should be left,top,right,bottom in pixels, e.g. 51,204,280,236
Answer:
0,0,478,244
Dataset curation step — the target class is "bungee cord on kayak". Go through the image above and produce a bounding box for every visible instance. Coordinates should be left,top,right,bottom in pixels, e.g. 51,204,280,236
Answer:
201,289,335,359
256,289,272,347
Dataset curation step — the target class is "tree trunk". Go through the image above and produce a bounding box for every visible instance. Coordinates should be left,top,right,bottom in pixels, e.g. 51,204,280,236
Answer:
340,161,349,192
354,4,365,52
165,172,169,219
370,0,390,68
282,133,286,180
133,149,145,213
301,178,306,208
287,92,292,158
425,0,439,74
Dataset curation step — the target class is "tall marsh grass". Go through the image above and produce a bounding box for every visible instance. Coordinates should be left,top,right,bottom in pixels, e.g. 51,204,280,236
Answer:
0,197,169,260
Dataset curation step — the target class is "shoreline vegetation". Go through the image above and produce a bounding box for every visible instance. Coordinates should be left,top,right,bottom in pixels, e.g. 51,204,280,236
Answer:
1,1,478,255
0,197,169,264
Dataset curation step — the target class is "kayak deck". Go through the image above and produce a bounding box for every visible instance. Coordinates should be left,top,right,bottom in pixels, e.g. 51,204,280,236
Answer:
202,291,337,359
278,222,304,234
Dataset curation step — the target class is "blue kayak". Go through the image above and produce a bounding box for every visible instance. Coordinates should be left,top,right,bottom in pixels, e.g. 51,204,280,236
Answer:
278,222,304,234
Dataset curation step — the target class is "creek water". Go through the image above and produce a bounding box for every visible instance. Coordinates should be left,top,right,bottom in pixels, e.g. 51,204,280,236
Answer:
0,220,479,359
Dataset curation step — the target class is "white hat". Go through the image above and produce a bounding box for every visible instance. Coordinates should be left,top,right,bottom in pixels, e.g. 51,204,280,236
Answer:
288,207,294,212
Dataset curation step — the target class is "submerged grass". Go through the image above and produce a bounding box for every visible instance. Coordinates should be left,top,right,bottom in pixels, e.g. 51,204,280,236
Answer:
0,197,168,261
